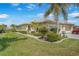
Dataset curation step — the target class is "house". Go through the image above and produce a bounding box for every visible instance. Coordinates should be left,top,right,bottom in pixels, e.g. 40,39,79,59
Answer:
15,23,36,33
59,23,74,33
73,26,79,29
15,20,75,34
37,20,74,33
36,20,57,30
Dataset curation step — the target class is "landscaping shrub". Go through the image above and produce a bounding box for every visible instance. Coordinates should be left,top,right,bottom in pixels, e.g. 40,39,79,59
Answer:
50,28,57,33
38,26,48,36
32,32,43,36
17,31,27,34
5,29,14,33
47,32,62,42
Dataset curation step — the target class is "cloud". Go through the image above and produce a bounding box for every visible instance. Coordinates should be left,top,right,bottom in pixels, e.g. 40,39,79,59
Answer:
27,6,33,10
0,14,9,18
26,4,36,10
68,20,78,23
29,4,36,7
59,19,78,24
68,12,79,17
11,3,20,7
11,3,22,11
17,8,22,11
37,13,53,18
37,13,44,17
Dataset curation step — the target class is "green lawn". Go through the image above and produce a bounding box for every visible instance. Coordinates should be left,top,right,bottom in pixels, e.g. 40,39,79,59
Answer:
0,32,79,56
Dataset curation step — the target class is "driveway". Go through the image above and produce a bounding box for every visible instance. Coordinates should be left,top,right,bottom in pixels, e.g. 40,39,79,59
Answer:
66,33,79,39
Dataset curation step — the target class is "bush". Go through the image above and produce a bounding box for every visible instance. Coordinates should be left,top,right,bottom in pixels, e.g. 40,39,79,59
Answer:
16,31,27,34
47,32,62,42
5,29,14,33
32,32,43,36
50,28,57,33
38,26,48,36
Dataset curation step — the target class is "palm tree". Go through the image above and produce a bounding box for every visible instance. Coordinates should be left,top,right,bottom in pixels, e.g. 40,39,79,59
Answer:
11,24,16,31
39,3,69,34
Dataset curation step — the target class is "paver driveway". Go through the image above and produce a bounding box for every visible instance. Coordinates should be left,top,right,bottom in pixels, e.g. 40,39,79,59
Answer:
66,33,79,39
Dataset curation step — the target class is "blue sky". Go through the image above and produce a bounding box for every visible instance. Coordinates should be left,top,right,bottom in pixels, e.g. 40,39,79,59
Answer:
0,3,79,26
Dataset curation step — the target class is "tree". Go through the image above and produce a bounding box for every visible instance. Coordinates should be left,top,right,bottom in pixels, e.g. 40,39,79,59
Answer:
39,3,69,34
11,24,16,32
0,24,7,33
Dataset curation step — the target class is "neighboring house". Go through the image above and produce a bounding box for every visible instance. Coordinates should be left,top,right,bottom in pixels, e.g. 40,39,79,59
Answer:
59,23,74,33
16,25,27,31
0,24,7,30
73,26,79,29
15,24,36,33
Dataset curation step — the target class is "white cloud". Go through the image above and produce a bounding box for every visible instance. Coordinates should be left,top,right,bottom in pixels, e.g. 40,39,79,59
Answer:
11,3,22,11
36,13,53,19
68,20,78,23
37,13,44,17
0,22,4,25
11,3,20,7
26,4,36,10
29,4,36,7
17,8,22,11
27,6,33,10
0,14,9,18
68,12,79,17
59,20,78,24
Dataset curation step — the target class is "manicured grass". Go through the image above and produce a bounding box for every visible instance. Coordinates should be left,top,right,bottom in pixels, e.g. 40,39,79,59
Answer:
0,32,79,56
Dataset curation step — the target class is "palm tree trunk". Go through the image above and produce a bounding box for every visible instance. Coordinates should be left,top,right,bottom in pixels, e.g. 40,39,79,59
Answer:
57,21,59,34
54,15,59,34
56,21,59,34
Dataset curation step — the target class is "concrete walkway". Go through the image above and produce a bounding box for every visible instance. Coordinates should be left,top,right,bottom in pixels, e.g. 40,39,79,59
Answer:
53,38,67,43
27,34,68,43
16,32,67,43
16,32,51,43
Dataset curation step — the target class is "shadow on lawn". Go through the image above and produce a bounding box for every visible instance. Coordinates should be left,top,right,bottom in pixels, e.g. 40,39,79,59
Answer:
0,37,27,51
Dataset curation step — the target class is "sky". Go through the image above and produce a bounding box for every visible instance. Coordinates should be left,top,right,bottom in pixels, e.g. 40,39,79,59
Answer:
0,3,79,26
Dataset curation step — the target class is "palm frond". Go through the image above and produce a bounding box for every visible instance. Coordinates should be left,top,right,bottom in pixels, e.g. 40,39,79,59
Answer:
53,4,61,21
44,4,54,17
38,3,42,6
74,3,79,8
61,4,68,21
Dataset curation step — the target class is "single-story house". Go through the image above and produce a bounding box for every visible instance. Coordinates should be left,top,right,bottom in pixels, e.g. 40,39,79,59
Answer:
14,20,75,33
15,23,36,33
37,20,74,33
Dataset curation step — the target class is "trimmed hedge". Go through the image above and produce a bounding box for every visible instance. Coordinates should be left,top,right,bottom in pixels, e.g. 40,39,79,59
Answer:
38,26,48,35
47,32,62,42
50,28,57,33
31,32,43,36
16,31,27,34
5,30,14,33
